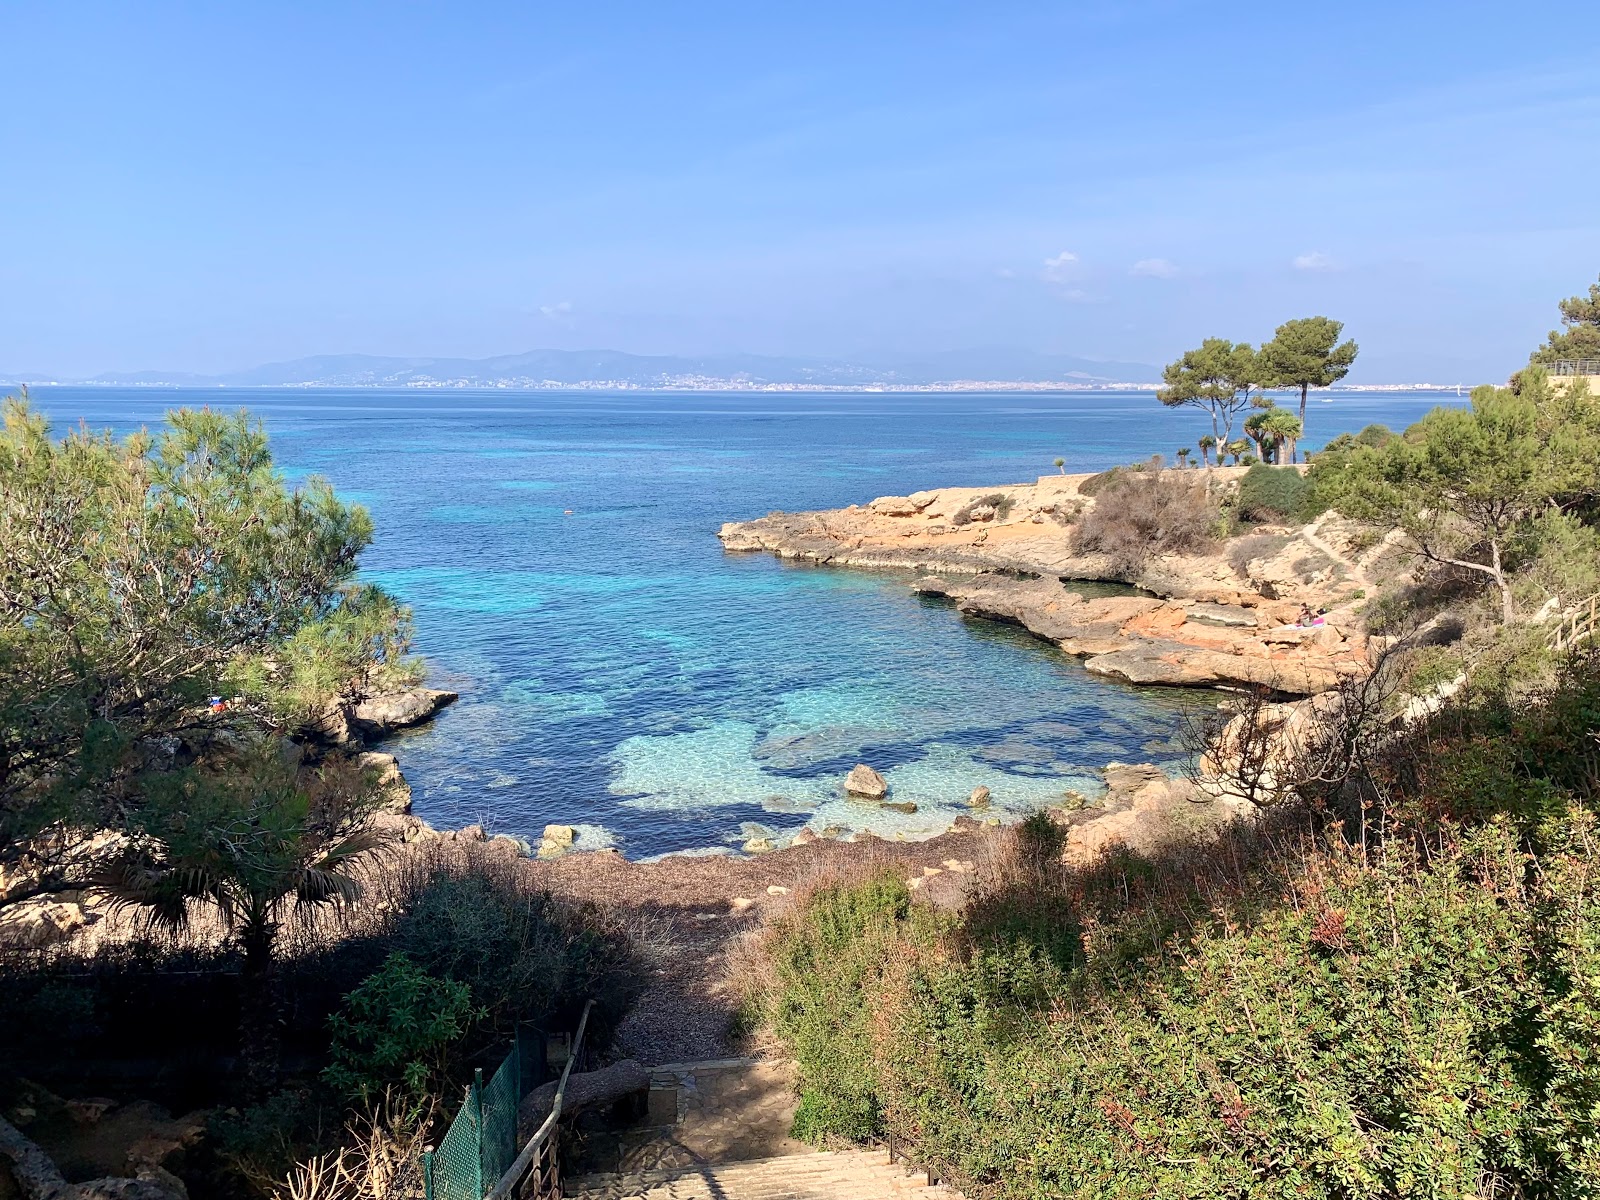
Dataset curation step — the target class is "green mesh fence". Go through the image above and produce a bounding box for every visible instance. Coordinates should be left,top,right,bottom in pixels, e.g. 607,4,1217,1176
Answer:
426,1075,484,1200
479,1043,521,1187
424,1035,527,1200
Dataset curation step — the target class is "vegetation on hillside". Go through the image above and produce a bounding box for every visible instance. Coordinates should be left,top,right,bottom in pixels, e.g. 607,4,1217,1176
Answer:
744,652,1600,1199
0,397,645,1196
747,281,1600,1199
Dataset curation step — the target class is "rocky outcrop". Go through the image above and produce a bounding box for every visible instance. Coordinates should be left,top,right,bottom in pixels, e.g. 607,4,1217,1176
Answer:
0,900,88,950
0,1112,187,1200
722,474,1382,697
1054,762,1242,862
352,688,459,739
353,750,412,812
914,573,1366,694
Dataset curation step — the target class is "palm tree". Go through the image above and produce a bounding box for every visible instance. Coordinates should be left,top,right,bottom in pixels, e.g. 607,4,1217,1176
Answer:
99,745,388,1095
1243,409,1273,462
1225,439,1249,466
1259,409,1304,465
1197,434,1217,466
1176,448,1191,468
1053,457,1066,474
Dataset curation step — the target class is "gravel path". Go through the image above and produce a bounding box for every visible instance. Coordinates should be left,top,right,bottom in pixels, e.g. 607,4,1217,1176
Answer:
520,826,995,1066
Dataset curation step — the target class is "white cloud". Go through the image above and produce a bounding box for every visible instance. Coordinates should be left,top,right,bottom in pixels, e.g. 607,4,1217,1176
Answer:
1291,251,1337,271
1131,257,1178,279
539,300,574,318
1041,250,1079,283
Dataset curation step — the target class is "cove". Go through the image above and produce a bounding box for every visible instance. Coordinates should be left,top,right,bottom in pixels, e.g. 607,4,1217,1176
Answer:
30,386,1462,857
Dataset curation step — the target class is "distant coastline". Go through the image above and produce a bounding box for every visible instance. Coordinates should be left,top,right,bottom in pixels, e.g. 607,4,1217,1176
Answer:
7,378,1475,393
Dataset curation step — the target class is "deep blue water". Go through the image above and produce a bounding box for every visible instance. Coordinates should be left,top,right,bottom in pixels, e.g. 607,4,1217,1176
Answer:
25,387,1463,857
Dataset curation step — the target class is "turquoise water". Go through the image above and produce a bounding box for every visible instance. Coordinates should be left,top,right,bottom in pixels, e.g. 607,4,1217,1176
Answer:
31,387,1462,857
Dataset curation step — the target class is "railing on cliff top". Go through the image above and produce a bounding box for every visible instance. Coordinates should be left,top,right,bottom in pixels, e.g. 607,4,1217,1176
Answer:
422,999,594,1200
1547,360,1600,376
1548,595,1600,653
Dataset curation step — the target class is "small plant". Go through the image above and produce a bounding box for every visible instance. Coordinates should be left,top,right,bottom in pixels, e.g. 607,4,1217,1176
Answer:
1053,457,1066,474
323,953,479,1109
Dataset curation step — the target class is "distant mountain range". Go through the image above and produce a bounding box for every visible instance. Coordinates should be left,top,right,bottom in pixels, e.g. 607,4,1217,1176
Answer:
5,347,1163,389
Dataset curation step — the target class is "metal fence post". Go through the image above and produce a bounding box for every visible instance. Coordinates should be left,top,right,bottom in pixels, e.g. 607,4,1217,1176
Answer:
473,1069,486,1197
422,1148,435,1200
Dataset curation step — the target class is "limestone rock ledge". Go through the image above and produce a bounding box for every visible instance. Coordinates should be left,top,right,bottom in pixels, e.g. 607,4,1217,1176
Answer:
721,473,1382,696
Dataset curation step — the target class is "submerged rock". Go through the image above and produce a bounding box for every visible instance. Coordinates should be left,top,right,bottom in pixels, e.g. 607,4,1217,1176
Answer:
845,763,888,799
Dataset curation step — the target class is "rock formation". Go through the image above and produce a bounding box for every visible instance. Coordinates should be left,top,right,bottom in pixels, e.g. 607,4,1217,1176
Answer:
721,472,1386,696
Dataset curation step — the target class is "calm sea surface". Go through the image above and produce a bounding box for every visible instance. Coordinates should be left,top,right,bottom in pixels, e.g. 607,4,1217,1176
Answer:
26,386,1463,857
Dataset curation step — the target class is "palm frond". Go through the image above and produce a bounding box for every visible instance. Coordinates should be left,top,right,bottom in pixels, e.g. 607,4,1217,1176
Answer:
295,865,363,908
93,852,220,934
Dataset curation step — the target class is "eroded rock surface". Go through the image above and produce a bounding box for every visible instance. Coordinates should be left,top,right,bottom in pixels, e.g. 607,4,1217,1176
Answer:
722,473,1383,695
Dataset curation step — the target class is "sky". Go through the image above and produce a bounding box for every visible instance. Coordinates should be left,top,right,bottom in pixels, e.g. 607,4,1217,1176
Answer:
2,1,1597,383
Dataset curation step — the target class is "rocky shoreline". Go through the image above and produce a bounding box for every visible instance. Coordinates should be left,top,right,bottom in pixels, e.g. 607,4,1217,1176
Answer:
720,470,1390,696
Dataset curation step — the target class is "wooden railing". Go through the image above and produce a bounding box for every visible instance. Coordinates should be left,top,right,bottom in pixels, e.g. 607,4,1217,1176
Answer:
488,1000,595,1200
1548,595,1600,652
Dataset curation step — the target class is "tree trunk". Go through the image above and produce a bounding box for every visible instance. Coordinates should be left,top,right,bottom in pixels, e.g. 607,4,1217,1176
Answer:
1491,540,1514,624
1297,383,1309,462
239,916,282,1100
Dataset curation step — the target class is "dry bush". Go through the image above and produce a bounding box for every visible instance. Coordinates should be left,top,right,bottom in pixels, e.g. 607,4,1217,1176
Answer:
1072,468,1219,573
271,1095,430,1200
1227,532,1291,578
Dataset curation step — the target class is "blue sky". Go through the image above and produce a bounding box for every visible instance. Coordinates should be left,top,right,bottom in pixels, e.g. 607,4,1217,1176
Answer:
2,2,1596,381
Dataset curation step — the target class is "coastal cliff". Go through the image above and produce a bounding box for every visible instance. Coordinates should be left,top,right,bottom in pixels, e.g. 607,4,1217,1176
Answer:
720,470,1388,695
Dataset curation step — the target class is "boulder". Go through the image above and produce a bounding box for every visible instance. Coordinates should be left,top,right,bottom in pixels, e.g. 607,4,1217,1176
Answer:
518,1060,649,1139
351,688,459,739
966,785,991,809
844,764,888,799
542,824,576,846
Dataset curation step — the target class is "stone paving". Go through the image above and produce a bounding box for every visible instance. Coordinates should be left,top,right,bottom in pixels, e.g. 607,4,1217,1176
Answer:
573,1057,806,1176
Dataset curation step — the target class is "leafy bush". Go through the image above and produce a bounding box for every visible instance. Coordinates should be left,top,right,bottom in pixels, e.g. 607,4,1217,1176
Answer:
751,655,1600,1198
760,874,927,1142
1072,469,1219,574
1235,463,1310,523
387,849,646,1055
323,952,478,1108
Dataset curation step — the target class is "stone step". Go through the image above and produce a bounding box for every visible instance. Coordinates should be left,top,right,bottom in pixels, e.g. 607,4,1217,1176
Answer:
568,1149,963,1200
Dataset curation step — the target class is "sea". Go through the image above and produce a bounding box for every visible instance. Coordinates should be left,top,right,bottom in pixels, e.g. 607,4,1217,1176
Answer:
23,386,1464,858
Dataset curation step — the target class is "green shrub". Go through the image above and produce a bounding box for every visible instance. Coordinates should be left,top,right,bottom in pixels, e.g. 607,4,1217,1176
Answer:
390,853,645,1055
323,952,478,1108
754,656,1600,1197
1235,463,1311,523
762,874,926,1143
